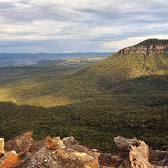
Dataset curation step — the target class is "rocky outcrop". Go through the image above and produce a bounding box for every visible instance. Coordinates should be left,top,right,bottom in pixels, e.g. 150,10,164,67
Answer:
119,39,168,55
0,133,167,168
1,132,99,168
0,151,19,168
114,136,168,168
0,138,4,156
113,136,153,168
129,141,153,168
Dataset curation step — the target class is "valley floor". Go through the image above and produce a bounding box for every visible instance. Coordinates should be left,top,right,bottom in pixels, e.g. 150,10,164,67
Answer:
0,57,167,152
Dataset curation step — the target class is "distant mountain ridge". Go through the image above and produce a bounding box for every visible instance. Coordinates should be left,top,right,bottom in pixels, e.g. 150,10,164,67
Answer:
83,39,168,82
0,52,111,67
119,39,168,55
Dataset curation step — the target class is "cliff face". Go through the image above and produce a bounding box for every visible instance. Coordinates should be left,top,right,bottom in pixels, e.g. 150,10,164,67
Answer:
0,132,167,168
119,39,168,55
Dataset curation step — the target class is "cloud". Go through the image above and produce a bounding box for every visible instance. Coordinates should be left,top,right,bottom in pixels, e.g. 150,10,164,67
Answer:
103,35,168,50
0,0,168,52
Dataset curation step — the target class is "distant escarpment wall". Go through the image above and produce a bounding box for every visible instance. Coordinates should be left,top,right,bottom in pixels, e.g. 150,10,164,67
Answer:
119,44,168,55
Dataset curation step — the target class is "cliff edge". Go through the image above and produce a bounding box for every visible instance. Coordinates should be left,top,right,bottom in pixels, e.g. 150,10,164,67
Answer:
119,39,168,55
0,132,167,168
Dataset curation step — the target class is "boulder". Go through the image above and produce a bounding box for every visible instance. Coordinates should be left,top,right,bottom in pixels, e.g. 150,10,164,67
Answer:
114,136,139,151
114,136,139,159
62,136,79,147
0,151,19,168
129,141,154,168
0,138,4,155
45,136,66,150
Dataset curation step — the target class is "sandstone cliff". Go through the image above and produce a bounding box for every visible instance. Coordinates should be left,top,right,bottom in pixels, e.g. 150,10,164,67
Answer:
119,39,168,55
0,132,167,168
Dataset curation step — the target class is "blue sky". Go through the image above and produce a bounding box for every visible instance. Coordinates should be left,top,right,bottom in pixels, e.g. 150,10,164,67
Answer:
0,0,168,53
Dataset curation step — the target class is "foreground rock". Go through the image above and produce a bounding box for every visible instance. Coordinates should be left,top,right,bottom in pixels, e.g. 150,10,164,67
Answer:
0,133,167,168
129,141,153,168
1,133,99,168
114,136,168,168
0,138,4,156
0,151,19,168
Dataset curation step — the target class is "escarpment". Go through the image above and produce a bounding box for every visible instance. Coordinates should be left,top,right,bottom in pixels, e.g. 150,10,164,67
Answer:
119,39,168,55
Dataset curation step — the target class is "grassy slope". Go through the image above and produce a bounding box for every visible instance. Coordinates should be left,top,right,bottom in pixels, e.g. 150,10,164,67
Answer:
87,53,168,81
0,61,94,107
0,53,167,152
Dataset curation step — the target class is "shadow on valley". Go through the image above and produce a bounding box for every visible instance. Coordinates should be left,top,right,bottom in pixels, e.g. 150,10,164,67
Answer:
0,75,168,153
0,51,167,153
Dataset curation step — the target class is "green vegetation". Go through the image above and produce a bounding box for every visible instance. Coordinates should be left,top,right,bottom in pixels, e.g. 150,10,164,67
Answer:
87,53,168,81
0,53,167,153
135,39,168,47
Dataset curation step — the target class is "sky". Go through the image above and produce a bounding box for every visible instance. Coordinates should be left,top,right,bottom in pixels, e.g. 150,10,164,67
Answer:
0,0,168,53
